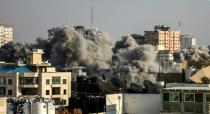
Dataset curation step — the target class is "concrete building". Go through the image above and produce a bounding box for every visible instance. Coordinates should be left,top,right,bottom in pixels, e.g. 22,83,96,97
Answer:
190,65,210,84
159,51,174,63
161,84,210,114
181,35,196,49
0,22,13,47
105,93,160,114
145,25,180,51
0,49,71,106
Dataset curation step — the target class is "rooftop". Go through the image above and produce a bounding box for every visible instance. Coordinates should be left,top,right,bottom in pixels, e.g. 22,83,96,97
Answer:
0,66,32,73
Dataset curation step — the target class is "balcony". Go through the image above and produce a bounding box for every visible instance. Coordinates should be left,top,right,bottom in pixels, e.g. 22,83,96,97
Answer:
21,72,38,77
19,77,38,88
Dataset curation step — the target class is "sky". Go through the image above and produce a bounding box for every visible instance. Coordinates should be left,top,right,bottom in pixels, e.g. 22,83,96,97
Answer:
0,0,210,45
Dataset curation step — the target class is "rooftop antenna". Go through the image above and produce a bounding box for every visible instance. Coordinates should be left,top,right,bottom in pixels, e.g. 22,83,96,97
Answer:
178,20,182,32
91,3,93,28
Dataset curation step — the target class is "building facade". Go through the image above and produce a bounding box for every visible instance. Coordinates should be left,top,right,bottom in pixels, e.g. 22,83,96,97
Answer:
145,25,180,51
0,22,13,47
161,84,210,114
181,35,196,49
0,49,71,106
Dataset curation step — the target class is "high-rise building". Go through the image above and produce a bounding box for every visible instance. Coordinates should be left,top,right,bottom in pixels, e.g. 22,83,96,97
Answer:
180,35,196,49
144,25,180,51
0,22,13,47
0,49,71,106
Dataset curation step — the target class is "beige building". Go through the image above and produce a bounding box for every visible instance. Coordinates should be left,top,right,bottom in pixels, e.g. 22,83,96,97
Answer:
145,25,180,51
0,22,13,47
0,49,71,106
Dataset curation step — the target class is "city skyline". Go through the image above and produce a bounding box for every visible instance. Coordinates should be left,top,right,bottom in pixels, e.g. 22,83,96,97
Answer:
0,0,210,45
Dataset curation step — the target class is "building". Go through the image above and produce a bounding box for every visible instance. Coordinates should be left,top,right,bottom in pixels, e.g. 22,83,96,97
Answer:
161,83,210,114
0,49,71,106
145,25,180,51
181,35,196,49
190,65,210,83
0,22,13,47
158,50,174,71
130,34,145,45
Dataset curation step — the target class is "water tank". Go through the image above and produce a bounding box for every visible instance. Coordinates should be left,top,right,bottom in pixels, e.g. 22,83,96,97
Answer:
17,102,31,114
47,103,55,114
7,103,13,114
32,102,47,114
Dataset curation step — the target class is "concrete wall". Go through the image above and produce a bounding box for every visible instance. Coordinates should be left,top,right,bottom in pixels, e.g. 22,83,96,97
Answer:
0,98,7,114
123,94,160,114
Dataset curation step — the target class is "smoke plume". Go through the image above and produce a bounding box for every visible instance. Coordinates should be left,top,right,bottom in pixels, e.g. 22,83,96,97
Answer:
187,46,210,61
113,35,159,84
40,26,113,74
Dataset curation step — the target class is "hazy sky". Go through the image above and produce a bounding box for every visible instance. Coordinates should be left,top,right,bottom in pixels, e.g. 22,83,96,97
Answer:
0,0,210,45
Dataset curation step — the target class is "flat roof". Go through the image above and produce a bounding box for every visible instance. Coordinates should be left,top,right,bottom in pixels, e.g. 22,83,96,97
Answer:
162,86,210,91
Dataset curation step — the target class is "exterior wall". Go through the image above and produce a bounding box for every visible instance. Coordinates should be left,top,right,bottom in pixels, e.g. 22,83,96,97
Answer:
181,35,196,49
159,51,174,62
0,23,13,47
0,98,7,114
161,89,210,114
0,73,19,97
123,94,160,114
106,93,123,114
27,49,44,65
40,72,71,106
145,26,180,51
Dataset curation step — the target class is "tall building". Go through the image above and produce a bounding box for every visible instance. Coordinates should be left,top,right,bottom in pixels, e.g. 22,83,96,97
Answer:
0,22,13,47
180,35,196,49
0,49,71,106
145,25,180,51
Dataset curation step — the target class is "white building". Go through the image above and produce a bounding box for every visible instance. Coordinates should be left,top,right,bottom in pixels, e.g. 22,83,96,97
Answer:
105,93,160,114
180,35,196,49
0,22,13,47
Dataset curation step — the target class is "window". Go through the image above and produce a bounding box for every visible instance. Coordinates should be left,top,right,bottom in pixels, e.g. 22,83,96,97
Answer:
46,90,50,95
52,77,60,84
63,79,67,84
63,89,66,95
0,87,6,95
46,79,50,85
63,100,66,105
52,87,60,95
0,78,6,84
8,79,12,85
21,77,38,85
206,94,210,102
169,93,180,102
184,93,195,102
195,93,203,102
52,98,61,105
8,90,12,95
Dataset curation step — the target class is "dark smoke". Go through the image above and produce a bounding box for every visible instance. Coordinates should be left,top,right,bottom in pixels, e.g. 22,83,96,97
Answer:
0,42,32,62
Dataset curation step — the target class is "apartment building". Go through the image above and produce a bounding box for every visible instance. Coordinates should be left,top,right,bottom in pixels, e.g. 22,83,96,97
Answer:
181,35,196,49
145,25,180,51
0,22,13,47
0,49,71,106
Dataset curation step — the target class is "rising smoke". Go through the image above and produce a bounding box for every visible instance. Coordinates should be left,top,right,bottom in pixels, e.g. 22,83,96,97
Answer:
186,46,210,62
113,35,159,84
38,26,113,74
